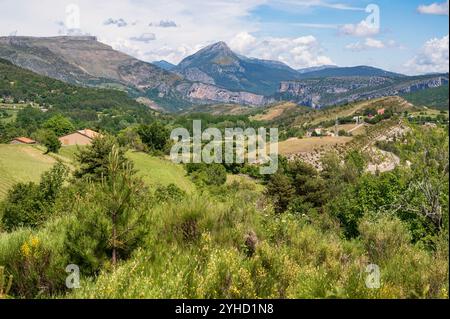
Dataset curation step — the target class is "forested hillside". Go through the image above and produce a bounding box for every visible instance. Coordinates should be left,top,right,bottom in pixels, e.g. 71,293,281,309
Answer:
0,58,161,140
402,85,449,110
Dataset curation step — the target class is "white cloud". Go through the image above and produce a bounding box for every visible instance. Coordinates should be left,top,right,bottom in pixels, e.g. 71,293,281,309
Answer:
405,35,449,74
267,0,364,11
229,32,333,69
149,20,178,28
104,18,128,27
0,0,267,64
105,38,145,59
417,1,449,15
229,31,258,52
130,33,156,43
339,20,380,37
345,38,399,51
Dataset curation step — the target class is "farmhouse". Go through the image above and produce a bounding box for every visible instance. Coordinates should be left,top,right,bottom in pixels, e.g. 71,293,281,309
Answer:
59,129,101,146
10,137,36,145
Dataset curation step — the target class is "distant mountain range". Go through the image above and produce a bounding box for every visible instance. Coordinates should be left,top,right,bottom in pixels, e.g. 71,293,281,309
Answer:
278,74,448,108
173,41,302,95
296,65,405,79
0,36,447,111
297,65,337,74
0,36,269,110
152,60,176,71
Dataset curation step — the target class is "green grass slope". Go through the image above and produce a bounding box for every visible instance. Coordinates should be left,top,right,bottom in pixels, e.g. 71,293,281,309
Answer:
0,144,57,198
126,151,195,194
0,144,195,199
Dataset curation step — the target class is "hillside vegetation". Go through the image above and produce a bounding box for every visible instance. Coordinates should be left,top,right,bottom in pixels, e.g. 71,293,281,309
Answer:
0,144,56,199
0,58,155,132
0,125,447,299
402,85,449,110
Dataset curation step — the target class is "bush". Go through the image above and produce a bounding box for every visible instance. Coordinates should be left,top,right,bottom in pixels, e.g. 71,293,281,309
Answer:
186,163,227,187
75,134,130,181
153,184,186,203
32,129,61,154
65,147,149,275
1,162,68,231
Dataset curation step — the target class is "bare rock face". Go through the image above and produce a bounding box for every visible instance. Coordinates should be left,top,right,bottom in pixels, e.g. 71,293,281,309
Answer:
278,75,449,108
0,37,275,110
0,36,180,90
180,67,216,85
186,83,271,106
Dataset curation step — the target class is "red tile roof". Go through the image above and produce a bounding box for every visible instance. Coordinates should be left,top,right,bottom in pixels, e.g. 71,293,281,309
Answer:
77,129,101,139
12,137,36,144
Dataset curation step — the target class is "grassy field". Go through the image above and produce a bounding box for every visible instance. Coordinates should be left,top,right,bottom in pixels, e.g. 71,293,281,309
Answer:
0,109,18,124
126,151,195,194
0,144,57,199
277,136,352,155
0,144,197,198
251,102,297,121
1,143,276,198
57,145,83,162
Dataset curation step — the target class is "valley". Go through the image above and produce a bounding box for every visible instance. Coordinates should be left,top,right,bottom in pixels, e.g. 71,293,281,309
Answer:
0,36,448,112
0,34,448,301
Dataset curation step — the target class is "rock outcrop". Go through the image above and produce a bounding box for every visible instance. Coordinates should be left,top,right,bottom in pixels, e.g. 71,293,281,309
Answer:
278,75,449,108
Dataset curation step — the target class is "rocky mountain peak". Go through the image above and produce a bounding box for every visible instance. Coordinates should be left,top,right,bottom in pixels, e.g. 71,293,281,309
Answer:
207,41,231,51
193,41,236,60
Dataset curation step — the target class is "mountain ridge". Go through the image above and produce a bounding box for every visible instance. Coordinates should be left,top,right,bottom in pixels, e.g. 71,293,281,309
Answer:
0,36,271,110
174,41,302,95
0,36,447,112
297,65,405,79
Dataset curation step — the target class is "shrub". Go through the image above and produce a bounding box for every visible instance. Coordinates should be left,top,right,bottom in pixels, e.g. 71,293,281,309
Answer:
187,163,227,187
65,147,149,275
0,228,67,298
1,162,68,230
153,184,186,203
75,134,130,181
43,114,75,137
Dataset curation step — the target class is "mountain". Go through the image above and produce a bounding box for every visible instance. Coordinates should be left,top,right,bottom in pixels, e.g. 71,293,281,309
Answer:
152,60,176,71
277,74,449,108
0,36,271,110
297,65,405,79
174,41,302,95
401,84,449,110
0,57,147,123
0,36,181,92
297,65,338,74
1,36,446,112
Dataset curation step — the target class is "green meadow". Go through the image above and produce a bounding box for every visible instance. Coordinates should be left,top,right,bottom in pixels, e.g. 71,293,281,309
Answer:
0,144,196,198
0,145,56,199
127,151,195,194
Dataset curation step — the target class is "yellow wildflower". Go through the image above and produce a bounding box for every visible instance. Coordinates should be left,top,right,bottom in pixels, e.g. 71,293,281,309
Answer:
30,236,40,248
21,242,30,257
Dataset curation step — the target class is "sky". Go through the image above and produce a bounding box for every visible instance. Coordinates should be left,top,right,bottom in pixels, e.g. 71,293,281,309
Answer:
0,0,448,74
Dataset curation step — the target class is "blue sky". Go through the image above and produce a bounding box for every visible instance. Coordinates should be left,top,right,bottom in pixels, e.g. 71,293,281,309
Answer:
0,0,448,74
248,0,449,72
